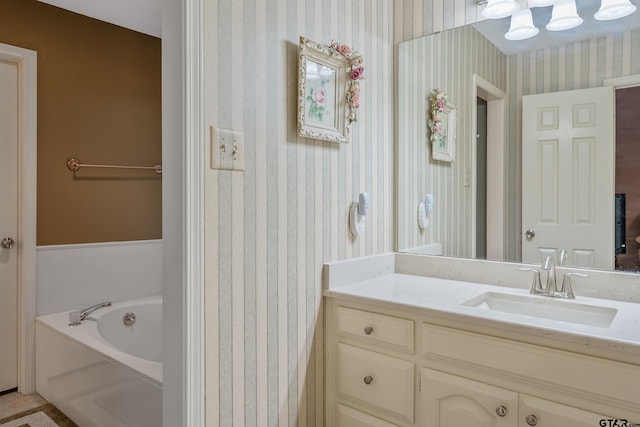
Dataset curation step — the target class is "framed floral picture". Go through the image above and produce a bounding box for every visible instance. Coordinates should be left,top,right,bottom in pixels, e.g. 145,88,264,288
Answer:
297,36,364,143
428,89,456,162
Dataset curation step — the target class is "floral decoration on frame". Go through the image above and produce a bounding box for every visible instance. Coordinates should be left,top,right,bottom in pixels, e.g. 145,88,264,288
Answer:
428,89,457,162
297,36,364,143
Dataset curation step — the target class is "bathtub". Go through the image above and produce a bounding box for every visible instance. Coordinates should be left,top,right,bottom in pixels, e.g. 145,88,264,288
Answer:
35,295,162,427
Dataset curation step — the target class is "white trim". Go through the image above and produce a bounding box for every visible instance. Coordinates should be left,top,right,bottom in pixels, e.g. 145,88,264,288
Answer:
0,42,38,394
604,74,640,89
471,74,507,261
184,0,205,425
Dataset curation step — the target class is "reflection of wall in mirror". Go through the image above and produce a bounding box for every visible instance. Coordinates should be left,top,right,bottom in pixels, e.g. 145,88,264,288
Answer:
397,25,506,257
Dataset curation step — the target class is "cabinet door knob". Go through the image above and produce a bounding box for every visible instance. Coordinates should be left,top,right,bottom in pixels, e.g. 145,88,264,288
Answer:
526,414,538,426
363,326,374,335
496,405,508,417
363,376,373,385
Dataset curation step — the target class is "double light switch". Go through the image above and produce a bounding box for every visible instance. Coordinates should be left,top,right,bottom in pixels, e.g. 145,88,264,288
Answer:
211,126,245,171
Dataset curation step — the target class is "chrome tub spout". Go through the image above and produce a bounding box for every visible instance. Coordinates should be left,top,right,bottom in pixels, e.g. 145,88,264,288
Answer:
68,301,112,326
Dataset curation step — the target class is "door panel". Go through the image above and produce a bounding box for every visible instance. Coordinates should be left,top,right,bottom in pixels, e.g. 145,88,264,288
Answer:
420,368,518,427
522,86,615,269
0,58,19,392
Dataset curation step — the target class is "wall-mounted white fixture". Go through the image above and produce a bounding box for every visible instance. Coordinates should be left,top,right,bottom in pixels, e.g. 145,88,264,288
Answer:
349,192,369,236
505,8,539,40
546,0,583,31
417,194,434,230
528,0,555,7
481,0,521,19
594,0,637,20
479,0,637,40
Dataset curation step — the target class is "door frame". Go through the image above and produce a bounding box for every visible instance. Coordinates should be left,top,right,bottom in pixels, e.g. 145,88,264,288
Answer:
471,74,507,260
0,43,37,394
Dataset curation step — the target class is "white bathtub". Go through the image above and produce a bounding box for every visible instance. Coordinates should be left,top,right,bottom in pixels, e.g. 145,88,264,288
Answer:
36,296,162,427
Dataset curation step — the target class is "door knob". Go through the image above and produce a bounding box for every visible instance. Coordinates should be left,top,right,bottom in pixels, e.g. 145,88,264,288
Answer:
1,237,15,249
526,414,538,426
525,229,535,240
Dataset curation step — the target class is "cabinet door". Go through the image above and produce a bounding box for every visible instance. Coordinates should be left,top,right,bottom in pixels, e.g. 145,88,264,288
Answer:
519,395,609,427
420,368,518,427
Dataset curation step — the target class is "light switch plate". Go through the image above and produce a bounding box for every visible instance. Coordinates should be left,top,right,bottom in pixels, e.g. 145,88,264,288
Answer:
210,126,234,170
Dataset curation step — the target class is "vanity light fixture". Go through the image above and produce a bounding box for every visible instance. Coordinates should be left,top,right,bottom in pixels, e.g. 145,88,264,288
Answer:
528,0,556,6
505,8,540,40
594,0,637,20
481,0,521,19
546,0,583,31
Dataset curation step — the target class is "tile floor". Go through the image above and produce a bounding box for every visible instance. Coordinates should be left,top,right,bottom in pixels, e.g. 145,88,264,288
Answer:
0,391,47,419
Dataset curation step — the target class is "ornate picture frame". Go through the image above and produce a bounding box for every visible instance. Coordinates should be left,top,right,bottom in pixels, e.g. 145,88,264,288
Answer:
428,89,456,162
297,36,364,143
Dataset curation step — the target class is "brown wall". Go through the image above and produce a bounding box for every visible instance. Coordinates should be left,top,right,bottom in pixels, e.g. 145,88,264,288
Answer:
0,0,161,245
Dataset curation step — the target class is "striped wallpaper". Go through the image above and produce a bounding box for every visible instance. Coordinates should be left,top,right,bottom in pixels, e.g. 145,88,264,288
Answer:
392,0,485,43
204,0,394,426
202,1,640,425
396,25,507,257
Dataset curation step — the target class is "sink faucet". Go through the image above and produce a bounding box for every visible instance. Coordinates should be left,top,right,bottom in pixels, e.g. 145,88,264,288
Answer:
543,256,557,295
68,301,112,326
558,249,569,267
519,255,588,299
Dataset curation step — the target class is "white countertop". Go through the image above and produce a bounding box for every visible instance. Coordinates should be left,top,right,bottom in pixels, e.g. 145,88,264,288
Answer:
324,254,640,365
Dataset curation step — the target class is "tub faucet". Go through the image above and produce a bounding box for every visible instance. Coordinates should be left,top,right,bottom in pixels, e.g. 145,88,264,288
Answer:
68,301,112,326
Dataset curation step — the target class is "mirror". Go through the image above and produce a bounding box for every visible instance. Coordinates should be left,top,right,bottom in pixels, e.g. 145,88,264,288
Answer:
396,0,640,273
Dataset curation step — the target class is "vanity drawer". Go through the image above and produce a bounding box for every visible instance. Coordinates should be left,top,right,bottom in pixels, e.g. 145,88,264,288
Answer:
337,306,414,353
336,404,400,427
337,343,414,423
421,323,640,408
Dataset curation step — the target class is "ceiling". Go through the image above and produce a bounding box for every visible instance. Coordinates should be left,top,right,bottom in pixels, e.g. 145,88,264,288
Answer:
473,0,640,55
37,0,161,38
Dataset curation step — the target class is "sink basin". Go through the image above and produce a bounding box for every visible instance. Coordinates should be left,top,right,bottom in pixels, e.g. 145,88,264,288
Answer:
463,292,618,328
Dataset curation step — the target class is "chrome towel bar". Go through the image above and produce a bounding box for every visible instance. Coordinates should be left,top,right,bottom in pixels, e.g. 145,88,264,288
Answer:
67,157,162,174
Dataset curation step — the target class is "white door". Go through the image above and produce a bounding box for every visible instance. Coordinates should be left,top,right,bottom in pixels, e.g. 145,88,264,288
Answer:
522,86,615,269
420,368,518,427
519,395,609,427
0,58,19,392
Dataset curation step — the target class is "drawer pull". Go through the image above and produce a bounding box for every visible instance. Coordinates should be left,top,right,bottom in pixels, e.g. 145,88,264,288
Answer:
526,415,537,426
363,326,374,335
496,405,508,417
363,375,373,385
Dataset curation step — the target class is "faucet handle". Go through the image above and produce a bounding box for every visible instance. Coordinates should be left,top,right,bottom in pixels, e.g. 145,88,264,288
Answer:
68,310,82,326
518,267,543,295
560,272,588,299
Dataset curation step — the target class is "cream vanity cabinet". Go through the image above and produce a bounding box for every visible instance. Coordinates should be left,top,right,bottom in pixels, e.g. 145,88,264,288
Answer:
421,369,607,427
326,299,640,427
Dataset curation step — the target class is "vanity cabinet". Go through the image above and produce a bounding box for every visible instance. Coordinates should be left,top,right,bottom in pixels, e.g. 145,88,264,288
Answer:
420,368,607,427
325,299,640,427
